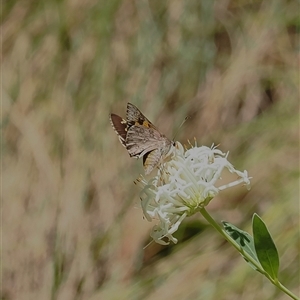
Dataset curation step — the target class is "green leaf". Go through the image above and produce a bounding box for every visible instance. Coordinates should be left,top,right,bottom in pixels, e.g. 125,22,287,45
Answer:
252,213,279,280
222,221,261,270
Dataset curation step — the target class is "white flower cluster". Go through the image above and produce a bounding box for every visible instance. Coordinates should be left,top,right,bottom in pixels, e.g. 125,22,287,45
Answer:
138,141,251,245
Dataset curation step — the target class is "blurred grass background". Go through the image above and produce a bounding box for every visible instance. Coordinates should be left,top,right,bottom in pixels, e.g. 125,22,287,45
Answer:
2,0,299,299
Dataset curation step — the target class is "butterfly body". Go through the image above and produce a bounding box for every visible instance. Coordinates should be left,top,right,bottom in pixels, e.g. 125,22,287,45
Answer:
110,103,174,175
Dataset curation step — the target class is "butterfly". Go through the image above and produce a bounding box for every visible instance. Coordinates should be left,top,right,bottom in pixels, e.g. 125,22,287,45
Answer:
110,103,175,175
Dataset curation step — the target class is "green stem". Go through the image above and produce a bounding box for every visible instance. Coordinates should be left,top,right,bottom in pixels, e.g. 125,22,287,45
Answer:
275,280,300,300
199,207,299,300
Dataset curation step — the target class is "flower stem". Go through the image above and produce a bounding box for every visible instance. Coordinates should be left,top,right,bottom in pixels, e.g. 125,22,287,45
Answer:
199,207,246,253
198,207,299,300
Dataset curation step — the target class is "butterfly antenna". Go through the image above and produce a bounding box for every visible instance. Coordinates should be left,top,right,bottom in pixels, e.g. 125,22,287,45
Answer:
172,116,190,141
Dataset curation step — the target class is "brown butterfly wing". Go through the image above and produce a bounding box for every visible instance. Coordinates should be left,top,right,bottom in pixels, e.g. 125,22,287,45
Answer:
125,125,159,157
126,124,172,174
143,149,161,175
109,113,127,147
143,141,173,175
110,103,173,174
126,103,158,130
